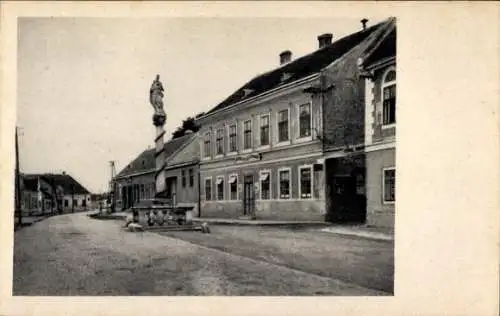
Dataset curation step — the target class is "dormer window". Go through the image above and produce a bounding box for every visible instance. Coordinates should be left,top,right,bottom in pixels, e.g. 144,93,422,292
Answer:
382,68,396,126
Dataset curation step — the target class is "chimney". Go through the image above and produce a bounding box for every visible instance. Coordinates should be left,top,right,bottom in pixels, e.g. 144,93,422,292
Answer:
317,33,333,49
361,18,368,30
279,50,292,65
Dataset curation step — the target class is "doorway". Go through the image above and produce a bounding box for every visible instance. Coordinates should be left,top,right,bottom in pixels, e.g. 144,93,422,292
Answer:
243,174,255,217
325,156,367,223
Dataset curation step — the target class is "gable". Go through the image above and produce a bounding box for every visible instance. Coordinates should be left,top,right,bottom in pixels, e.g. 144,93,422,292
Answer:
167,134,200,167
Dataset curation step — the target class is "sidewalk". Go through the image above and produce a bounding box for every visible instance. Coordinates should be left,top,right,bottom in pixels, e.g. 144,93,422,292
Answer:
319,225,394,241
193,217,329,228
192,218,393,241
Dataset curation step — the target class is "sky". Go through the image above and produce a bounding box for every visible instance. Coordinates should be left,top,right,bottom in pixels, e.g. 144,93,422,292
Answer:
17,17,386,193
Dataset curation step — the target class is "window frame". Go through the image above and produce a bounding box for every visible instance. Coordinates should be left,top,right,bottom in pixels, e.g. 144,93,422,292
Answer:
228,173,239,200
216,175,225,201
297,101,313,140
189,168,194,187
204,177,212,201
181,170,186,188
228,123,238,154
203,131,212,159
215,127,224,157
382,167,396,204
243,119,253,151
277,108,290,145
259,113,271,148
259,169,272,200
277,167,292,200
298,165,313,199
381,66,396,129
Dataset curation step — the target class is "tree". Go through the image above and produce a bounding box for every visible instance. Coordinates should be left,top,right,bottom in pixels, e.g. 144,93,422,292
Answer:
171,114,203,139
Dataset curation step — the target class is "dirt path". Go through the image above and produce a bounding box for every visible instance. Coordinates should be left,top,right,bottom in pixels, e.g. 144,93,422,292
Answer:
13,213,386,296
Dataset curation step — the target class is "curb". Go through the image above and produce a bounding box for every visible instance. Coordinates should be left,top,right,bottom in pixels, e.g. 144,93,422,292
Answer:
319,228,394,241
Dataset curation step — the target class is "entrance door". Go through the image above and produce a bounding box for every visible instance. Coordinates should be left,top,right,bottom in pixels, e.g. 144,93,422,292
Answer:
243,175,255,216
330,170,366,223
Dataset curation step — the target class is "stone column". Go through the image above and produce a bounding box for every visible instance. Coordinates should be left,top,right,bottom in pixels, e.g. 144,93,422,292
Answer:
153,116,167,197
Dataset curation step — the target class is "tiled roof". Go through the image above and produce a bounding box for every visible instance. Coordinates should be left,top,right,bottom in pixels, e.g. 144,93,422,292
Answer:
22,173,91,194
363,27,396,68
203,20,387,116
115,133,195,178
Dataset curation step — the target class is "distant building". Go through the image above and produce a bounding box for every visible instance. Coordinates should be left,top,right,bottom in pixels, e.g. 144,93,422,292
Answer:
112,133,199,211
21,172,92,214
358,21,396,229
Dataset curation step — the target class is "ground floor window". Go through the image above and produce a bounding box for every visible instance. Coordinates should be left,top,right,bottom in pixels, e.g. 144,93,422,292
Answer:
260,171,271,200
229,174,238,200
64,199,69,207
278,168,291,199
216,176,224,200
82,199,86,207
205,178,212,201
299,166,312,199
383,168,395,203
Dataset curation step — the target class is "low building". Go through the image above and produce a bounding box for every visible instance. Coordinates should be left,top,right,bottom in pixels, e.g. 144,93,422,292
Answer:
358,20,396,228
195,17,395,222
21,172,92,214
113,132,199,211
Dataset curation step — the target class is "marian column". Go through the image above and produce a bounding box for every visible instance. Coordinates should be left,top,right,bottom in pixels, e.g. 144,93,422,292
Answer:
149,74,167,198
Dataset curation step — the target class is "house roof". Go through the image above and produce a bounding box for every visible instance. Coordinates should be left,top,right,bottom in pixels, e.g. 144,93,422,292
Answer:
363,27,396,69
22,173,91,195
202,19,388,117
115,133,195,178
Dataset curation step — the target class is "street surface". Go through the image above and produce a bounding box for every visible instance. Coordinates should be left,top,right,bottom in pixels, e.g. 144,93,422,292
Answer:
13,213,393,296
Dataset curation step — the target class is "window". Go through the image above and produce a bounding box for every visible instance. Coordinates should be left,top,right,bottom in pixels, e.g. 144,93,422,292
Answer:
278,109,289,142
216,176,224,200
260,115,270,146
279,169,291,199
205,178,212,201
216,128,224,155
299,103,312,138
260,171,271,200
181,170,186,188
382,69,396,126
383,168,395,203
243,120,252,149
299,166,312,199
64,199,68,207
203,132,211,158
189,169,194,187
82,199,87,207
229,124,237,152
229,174,238,200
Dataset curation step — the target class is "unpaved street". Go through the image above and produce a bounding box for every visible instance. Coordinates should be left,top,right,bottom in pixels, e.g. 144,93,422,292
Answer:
13,213,388,296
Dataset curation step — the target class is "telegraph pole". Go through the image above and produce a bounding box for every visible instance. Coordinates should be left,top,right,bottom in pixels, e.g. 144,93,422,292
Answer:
15,127,22,227
109,160,116,213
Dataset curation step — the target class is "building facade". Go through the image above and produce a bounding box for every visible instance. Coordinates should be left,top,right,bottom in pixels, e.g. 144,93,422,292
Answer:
358,21,396,229
21,173,92,214
113,133,199,211
196,18,396,222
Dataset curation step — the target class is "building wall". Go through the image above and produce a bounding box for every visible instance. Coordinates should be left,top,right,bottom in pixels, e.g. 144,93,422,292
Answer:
366,148,395,228
62,193,91,211
197,82,328,221
200,155,325,221
322,25,391,151
164,164,200,215
369,63,396,144
198,83,322,162
113,172,155,209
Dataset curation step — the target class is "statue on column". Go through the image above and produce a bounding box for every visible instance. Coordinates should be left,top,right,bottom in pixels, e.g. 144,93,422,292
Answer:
150,74,166,126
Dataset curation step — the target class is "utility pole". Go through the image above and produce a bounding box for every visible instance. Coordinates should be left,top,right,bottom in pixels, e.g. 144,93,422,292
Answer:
15,127,22,227
109,160,116,213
